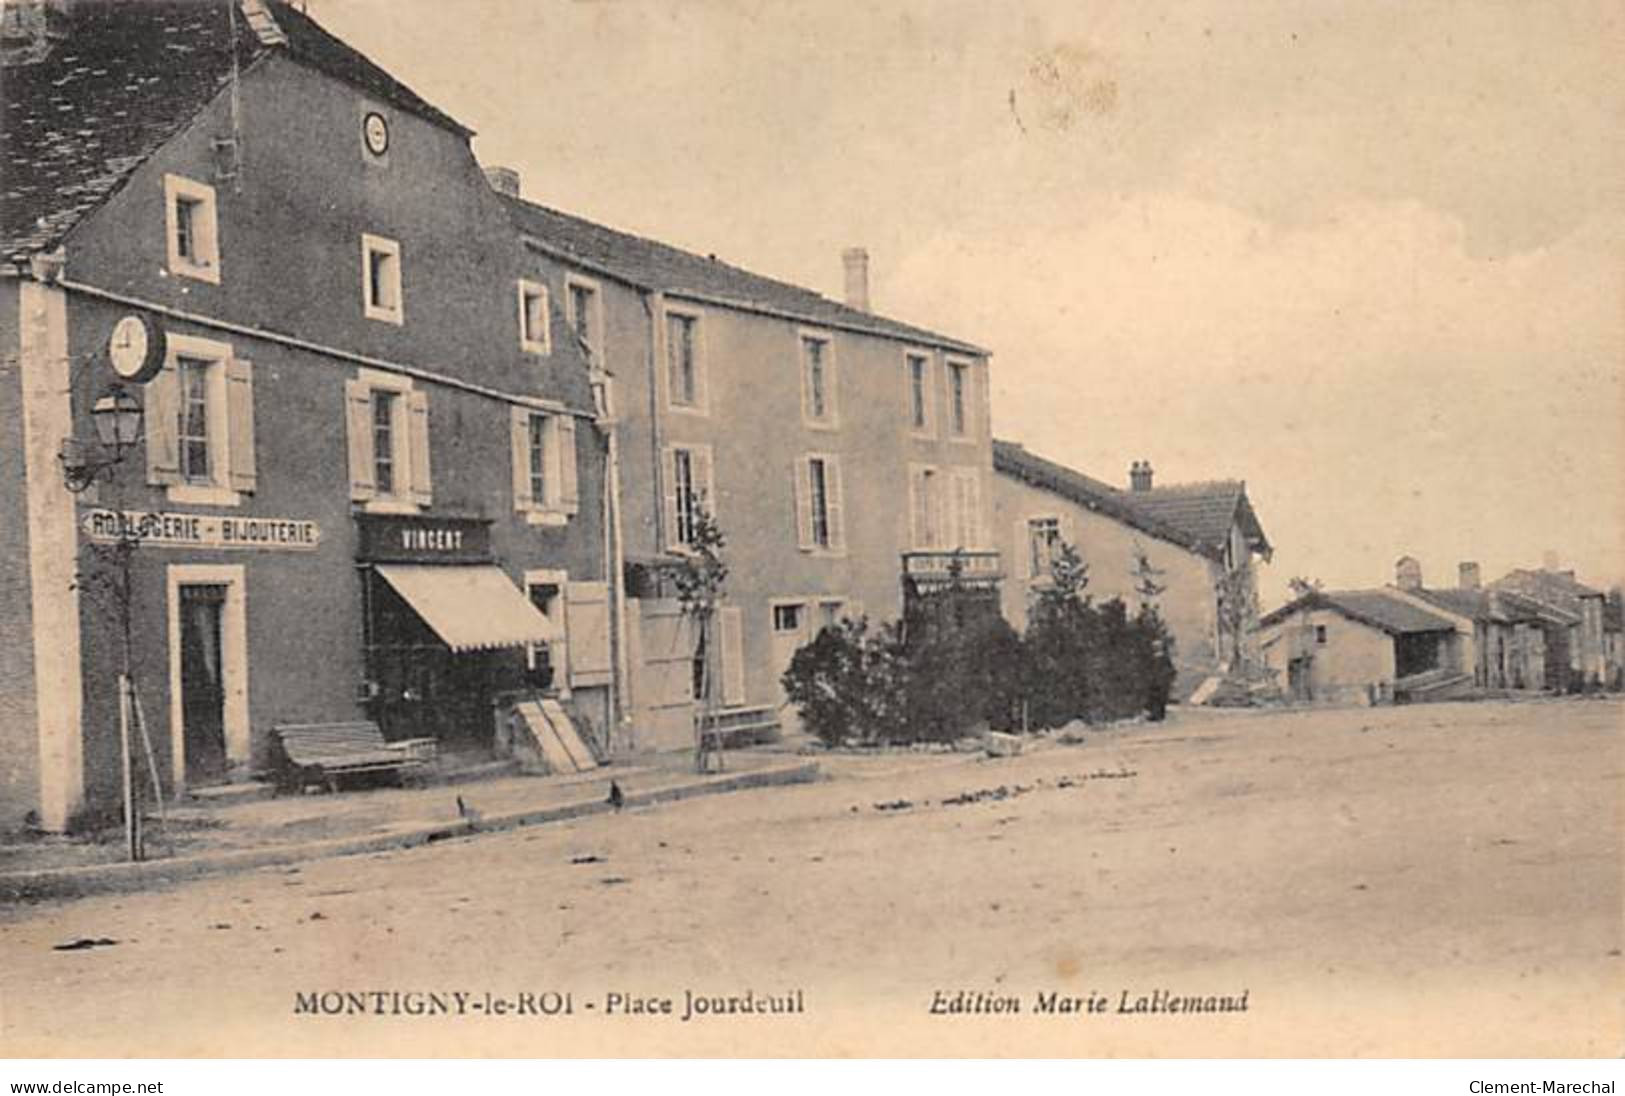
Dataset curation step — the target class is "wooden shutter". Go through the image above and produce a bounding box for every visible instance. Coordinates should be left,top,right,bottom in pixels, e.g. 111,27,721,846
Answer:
1016,518,1034,579
344,378,375,501
225,357,256,493
942,470,963,549
793,456,813,550
144,358,181,486
566,581,613,686
558,414,579,515
826,456,845,551
510,406,532,512
719,605,745,706
908,465,927,550
407,388,432,505
961,470,982,548
693,445,714,519
661,447,680,551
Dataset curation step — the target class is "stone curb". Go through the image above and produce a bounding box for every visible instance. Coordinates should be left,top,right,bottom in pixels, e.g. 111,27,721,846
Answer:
0,760,821,904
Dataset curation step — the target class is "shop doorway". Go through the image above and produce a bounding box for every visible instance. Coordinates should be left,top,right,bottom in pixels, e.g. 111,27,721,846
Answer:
166,564,249,793
178,584,228,783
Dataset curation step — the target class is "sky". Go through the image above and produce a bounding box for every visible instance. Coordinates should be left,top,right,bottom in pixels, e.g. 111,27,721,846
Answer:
307,0,1624,607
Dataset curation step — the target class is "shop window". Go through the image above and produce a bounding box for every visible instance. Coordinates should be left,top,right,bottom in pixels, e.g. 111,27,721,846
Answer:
362,234,403,324
164,174,219,284
145,333,255,505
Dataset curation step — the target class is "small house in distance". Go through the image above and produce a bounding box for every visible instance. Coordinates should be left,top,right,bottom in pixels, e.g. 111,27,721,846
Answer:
993,441,1271,698
1258,588,1461,705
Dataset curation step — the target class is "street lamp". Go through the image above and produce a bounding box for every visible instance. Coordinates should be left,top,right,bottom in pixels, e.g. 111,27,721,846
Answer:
59,384,143,493
60,383,149,860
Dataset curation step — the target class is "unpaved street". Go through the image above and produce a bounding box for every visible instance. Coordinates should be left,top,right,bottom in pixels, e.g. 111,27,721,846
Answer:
2,699,1619,1057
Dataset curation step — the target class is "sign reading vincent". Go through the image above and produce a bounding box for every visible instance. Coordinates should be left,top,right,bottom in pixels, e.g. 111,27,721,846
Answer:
355,513,493,564
81,509,322,551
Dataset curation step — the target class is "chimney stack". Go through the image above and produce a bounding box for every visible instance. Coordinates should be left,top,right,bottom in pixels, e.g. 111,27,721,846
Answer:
1396,556,1423,592
842,247,870,312
483,166,521,198
1129,460,1154,492
1459,561,1480,590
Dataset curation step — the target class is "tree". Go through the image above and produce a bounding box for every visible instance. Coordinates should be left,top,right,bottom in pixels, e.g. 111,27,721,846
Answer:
1214,563,1259,675
671,498,728,772
1130,541,1167,606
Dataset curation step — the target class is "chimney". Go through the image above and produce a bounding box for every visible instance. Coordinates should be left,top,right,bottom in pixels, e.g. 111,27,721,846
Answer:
483,166,521,198
1129,460,1154,492
1459,561,1480,590
1542,550,1560,573
1396,556,1423,591
842,247,870,312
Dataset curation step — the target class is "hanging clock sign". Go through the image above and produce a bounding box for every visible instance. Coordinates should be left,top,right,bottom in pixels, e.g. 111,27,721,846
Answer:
107,313,166,383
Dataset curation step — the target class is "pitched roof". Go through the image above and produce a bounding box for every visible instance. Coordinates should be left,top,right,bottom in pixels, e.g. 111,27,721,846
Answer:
1489,569,1606,616
1403,586,1553,625
1130,481,1272,560
2,1,467,262
1259,589,1458,636
991,439,1212,558
501,194,987,356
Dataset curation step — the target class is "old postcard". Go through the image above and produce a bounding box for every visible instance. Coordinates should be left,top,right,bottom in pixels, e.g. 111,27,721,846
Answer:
0,0,1619,1062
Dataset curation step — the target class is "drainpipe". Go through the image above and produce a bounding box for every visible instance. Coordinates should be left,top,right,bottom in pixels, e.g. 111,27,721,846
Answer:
601,383,632,747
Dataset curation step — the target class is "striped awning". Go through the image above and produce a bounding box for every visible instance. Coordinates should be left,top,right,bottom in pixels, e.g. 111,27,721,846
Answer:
374,564,558,653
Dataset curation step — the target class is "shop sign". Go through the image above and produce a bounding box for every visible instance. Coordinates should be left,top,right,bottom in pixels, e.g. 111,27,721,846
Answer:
81,508,322,551
355,513,492,563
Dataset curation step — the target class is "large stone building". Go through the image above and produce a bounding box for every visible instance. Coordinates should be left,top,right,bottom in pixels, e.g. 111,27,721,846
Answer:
499,194,997,747
1,1,611,830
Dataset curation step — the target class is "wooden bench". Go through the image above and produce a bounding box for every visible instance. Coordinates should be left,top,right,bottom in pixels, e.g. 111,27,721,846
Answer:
271,722,437,794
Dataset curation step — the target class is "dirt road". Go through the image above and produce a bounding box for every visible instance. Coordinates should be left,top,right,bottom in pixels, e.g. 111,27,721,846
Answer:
2,699,1619,1057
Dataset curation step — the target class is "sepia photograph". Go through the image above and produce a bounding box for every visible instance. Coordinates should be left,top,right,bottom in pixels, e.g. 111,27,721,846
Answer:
0,0,1620,1069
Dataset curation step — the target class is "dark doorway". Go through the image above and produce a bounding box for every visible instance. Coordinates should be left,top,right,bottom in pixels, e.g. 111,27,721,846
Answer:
1395,632,1445,678
179,583,229,784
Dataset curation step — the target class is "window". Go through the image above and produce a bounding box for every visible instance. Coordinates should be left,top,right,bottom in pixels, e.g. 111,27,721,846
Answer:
371,390,399,496
795,454,844,553
906,351,932,434
800,332,837,427
947,360,970,437
818,600,845,631
909,465,940,550
565,276,602,366
346,369,430,511
1028,517,1061,579
773,604,803,634
518,279,551,354
177,356,212,484
947,467,983,548
525,572,570,695
511,407,579,522
145,333,255,505
663,444,714,550
1315,625,1328,645
362,234,403,324
163,174,219,284
665,309,704,411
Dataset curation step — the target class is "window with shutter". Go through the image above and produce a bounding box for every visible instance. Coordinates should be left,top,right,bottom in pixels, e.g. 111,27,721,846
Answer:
156,332,242,505
348,368,426,513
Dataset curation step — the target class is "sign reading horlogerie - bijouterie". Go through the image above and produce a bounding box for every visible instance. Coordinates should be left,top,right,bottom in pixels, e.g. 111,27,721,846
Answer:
81,509,322,551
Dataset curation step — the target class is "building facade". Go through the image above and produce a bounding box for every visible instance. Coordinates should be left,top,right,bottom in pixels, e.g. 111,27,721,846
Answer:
1,1,611,830
500,195,997,748
993,441,1271,698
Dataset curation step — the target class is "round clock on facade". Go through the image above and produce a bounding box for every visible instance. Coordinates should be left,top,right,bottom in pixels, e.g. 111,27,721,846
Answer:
107,313,166,384
363,111,390,156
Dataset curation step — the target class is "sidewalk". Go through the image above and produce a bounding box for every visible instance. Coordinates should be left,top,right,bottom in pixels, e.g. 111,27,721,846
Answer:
0,750,819,903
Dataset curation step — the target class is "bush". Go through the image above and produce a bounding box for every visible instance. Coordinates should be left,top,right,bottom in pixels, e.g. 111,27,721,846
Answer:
780,559,1175,746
